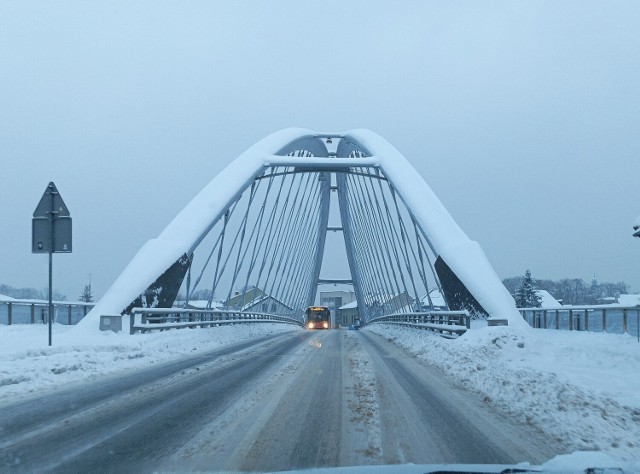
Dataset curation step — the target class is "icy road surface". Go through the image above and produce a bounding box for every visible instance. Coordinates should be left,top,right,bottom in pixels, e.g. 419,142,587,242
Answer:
0,329,557,472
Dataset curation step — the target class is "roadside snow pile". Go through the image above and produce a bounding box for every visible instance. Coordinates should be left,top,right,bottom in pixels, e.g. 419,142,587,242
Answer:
365,324,640,462
0,323,298,401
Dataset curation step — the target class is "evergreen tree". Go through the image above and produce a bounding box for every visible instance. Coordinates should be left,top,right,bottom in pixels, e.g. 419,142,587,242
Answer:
79,283,94,303
514,269,542,308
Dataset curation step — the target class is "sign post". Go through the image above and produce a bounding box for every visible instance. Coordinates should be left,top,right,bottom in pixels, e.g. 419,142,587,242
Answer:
32,182,72,346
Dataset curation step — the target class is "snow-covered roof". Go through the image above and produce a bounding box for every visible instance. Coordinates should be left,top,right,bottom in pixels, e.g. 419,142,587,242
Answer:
339,300,358,310
597,296,617,304
617,294,640,307
0,294,15,302
536,290,562,308
241,294,292,311
180,300,223,309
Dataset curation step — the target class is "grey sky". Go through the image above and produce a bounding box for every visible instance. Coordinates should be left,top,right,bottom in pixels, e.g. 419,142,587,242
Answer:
1,1,639,300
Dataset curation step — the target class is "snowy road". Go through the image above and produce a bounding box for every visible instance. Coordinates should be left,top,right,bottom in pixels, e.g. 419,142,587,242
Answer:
0,329,558,472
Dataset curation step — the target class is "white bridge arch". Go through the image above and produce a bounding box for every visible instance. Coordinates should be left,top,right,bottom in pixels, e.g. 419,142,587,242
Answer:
82,129,525,330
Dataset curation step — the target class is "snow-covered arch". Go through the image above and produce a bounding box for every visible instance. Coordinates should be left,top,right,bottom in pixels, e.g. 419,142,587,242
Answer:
80,128,526,330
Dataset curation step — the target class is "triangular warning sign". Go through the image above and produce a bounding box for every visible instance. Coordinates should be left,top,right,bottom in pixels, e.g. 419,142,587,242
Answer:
33,182,70,218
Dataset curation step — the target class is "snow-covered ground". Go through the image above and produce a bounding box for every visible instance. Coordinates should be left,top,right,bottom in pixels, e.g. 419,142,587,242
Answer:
2,321,639,471
365,322,640,466
0,322,298,400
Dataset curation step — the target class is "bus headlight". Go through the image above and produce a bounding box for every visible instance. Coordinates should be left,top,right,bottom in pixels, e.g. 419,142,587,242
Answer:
308,322,315,329
323,322,329,329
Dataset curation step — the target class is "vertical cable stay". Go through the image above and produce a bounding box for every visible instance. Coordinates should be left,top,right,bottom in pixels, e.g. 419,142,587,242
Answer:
411,216,434,310
262,173,311,305
238,171,277,309
241,168,291,308
351,170,402,312
251,170,299,304
282,176,325,312
187,199,242,306
266,173,311,302
414,218,446,303
346,170,390,315
365,171,410,313
271,173,322,309
348,170,385,311
208,209,230,308
177,150,446,323
386,182,421,309
225,180,261,305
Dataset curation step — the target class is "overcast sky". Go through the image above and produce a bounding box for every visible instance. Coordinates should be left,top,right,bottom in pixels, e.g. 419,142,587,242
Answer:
1,1,639,300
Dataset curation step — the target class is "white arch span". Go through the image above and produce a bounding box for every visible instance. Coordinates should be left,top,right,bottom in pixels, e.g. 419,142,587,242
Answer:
79,128,526,330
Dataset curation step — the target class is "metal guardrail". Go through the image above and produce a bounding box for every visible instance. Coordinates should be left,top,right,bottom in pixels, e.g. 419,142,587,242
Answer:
519,305,640,341
363,310,470,338
129,308,304,334
0,300,94,325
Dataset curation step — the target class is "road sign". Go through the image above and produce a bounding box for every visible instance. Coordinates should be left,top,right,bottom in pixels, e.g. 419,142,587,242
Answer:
33,182,70,218
32,181,72,347
32,182,72,253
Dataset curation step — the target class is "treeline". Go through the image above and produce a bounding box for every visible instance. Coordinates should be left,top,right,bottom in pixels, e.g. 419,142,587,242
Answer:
502,276,628,306
0,284,67,301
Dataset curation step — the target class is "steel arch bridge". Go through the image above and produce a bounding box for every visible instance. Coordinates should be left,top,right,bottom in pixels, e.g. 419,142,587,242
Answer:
83,129,525,331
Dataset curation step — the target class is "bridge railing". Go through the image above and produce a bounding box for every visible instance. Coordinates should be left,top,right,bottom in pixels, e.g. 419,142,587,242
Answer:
363,310,470,338
129,307,304,334
0,300,94,325
519,305,640,340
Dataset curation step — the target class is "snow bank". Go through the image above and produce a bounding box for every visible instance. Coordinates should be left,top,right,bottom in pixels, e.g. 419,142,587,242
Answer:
0,323,298,401
365,324,640,462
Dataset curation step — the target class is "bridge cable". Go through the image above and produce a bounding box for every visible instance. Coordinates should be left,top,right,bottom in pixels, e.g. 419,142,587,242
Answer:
345,170,387,315
237,169,278,309
386,182,424,310
367,171,414,313
412,216,434,310
261,172,309,305
225,180,262,306
348,169,400,315
268,172,319,309
281,176,325,313
413,219,446,308
252,171,303,307
354,169,405,313
239,167,292,309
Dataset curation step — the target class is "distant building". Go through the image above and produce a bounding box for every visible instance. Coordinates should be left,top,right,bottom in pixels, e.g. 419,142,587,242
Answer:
617,294,640,306
224,286,291,314
225,286,266,309
596,296,618,305
320,290,357,327
242,295,292,314
338,300,359,326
